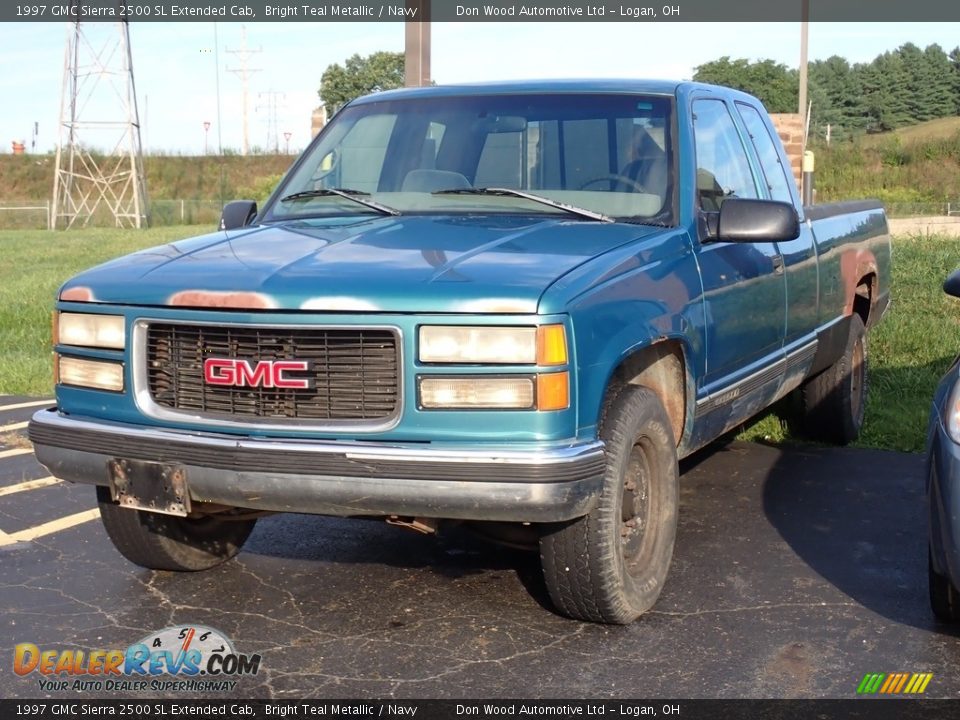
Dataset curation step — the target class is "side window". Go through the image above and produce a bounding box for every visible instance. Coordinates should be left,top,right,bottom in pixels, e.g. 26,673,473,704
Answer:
561,119,610,189
418,121,446,170
475,131,523,187
334,114,397,193
692,99,758,211
736,103,794,203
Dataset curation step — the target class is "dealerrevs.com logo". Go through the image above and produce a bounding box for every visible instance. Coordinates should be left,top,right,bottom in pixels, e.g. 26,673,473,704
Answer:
13,625,261,693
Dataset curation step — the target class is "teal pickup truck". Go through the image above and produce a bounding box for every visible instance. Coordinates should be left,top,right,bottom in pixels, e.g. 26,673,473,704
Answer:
30,80,890,624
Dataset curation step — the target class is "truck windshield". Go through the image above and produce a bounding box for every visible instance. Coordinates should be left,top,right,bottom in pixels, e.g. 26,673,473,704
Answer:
264,93,675,224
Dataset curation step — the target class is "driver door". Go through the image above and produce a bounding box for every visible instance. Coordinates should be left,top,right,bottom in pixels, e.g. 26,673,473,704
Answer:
691,97,787,418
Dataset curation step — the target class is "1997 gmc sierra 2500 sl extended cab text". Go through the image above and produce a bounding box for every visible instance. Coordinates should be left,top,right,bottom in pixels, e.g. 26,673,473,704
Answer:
30,80,890,624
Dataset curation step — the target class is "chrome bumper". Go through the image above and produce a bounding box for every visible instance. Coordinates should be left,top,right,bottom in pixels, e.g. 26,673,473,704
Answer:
29,409,606,522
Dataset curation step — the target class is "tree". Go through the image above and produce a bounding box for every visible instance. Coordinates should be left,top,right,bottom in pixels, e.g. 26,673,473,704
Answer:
895,43,955,123
952,47,960,114
808,55,860,139
693,57,798,113
319,51,405,115
919,44,957,120
859,52,912,132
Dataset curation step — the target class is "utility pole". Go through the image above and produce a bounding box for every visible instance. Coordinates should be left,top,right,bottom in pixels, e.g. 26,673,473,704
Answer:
798,0,809,117
404,0,431,87
226,26,261,155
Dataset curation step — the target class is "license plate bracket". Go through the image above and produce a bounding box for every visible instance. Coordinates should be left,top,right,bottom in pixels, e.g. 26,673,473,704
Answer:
107,459,191,517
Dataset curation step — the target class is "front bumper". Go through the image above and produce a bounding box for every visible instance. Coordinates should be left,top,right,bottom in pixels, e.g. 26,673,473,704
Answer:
29,409,606,522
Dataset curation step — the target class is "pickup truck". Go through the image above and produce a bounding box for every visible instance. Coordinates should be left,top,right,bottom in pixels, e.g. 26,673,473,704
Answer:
30,80,890,624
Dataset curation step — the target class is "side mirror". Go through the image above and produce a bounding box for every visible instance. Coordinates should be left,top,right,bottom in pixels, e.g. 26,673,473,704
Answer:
219,200,258,230
944,269,960,299
708,198,800,243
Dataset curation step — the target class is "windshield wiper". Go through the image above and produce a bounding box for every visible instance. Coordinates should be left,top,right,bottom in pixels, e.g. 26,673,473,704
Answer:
279,188,401,216
433,187,613,223
619,206,674,228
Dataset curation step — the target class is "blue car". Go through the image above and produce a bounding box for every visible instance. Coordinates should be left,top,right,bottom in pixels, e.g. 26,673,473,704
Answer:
928,269,960,621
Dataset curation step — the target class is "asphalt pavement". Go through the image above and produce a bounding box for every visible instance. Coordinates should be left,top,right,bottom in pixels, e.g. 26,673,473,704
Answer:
2,395,957,699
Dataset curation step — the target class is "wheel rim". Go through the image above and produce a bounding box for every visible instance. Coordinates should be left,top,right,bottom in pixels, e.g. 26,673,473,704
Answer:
620,438,653,574
850,336,865,423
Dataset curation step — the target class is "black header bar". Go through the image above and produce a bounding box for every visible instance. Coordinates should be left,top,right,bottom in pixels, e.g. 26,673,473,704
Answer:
4,0,960,23
0,699,950,720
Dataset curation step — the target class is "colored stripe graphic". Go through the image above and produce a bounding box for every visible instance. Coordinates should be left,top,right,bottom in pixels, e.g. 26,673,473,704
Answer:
857,672,932,694
904,673,933,694
857,673,885,694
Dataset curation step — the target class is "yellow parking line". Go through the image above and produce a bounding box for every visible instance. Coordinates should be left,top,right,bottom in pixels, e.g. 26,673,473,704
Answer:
0,421,28,433
0,508,101,546
0,476,62,497
0,448,32,460
0,399,53,412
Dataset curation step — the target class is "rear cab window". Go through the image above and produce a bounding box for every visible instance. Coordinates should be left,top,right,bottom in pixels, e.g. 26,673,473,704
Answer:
735,102,795,204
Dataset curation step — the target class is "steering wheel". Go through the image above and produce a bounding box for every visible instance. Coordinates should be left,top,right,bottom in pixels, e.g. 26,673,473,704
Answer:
578,174,646,192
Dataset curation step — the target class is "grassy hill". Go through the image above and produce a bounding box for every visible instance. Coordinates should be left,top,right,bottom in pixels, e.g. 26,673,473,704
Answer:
858,116,960,148
0,152,294,204
812,117,960,212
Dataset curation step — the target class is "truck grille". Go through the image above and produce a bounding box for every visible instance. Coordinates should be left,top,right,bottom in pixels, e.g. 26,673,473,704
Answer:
145,323,400,423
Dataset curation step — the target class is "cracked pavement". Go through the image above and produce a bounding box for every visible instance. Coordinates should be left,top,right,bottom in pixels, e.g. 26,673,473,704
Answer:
2,398,958,698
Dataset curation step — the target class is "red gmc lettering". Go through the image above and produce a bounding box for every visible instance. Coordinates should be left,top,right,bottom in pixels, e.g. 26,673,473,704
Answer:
203,358,312,389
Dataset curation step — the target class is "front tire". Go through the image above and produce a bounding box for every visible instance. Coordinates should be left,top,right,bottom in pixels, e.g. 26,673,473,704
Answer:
539,386,679,624
929,548,960,623
96,486,256,571
801,313,868,445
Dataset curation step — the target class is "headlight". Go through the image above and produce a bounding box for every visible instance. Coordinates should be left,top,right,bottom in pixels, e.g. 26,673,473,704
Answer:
419,376,535,409
57,312,125,349
947,378,960,443
58,356,124,392
419,324,567,365
418,372,569,411
420,326,536,364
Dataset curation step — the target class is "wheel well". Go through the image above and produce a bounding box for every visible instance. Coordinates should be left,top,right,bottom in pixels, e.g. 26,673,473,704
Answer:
854,273,875,326
606,341,686,445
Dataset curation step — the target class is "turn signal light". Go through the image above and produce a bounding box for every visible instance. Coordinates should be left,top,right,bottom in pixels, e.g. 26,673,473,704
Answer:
536,325,567,366
537,372,570,411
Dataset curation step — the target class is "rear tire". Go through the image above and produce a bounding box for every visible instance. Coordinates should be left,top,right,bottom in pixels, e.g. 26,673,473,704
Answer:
801,313,868,445
96,486,256,571
929,548,960,623
539,386,679,624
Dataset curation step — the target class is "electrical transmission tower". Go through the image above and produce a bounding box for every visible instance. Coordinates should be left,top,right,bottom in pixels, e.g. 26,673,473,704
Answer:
226,27,261,156
257,90,286,154
52,5,148,229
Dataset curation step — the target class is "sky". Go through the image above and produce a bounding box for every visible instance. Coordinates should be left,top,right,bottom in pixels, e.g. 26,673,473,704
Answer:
1,20,959,156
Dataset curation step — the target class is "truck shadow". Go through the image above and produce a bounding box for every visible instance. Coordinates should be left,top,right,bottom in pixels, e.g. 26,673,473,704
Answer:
245,512,555,610
238,359,957,628
759,440,957,635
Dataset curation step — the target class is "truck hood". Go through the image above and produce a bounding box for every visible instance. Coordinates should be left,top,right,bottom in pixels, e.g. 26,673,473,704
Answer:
61,215,660,313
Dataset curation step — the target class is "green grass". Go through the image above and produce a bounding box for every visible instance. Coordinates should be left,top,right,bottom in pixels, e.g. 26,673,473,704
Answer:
0,226,199,395
738,234,960,453
1,228,957,453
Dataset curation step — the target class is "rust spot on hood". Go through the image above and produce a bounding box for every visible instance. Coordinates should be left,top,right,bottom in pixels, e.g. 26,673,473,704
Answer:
60,286,94,302
167,290,277,309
